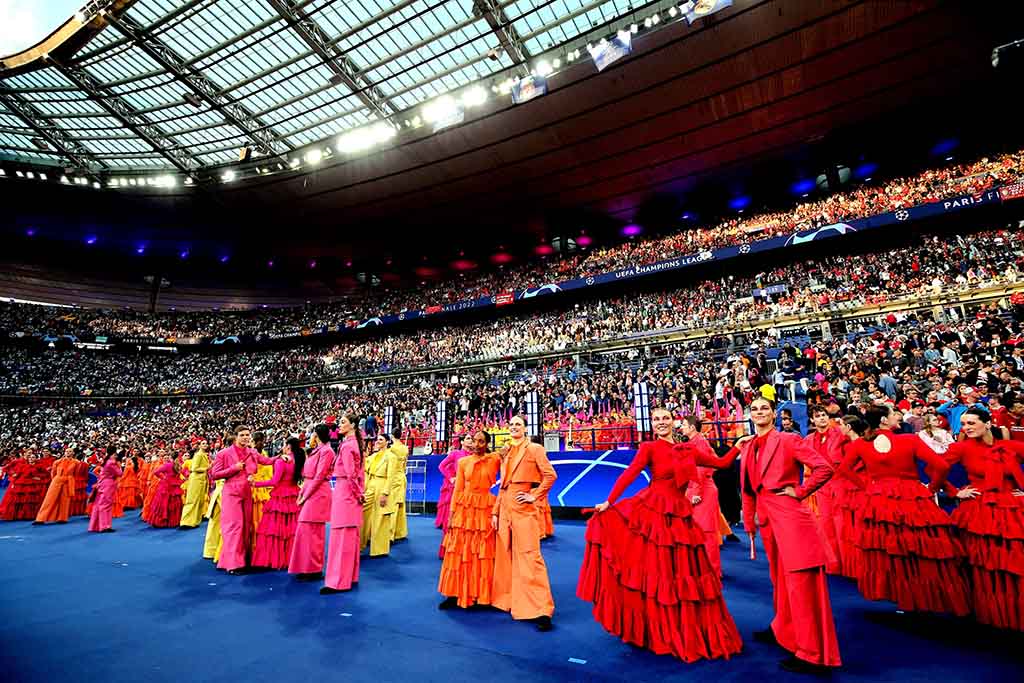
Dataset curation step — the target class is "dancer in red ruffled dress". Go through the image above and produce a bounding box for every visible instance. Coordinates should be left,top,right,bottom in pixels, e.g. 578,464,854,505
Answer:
251,438,303,570
577,408,742,663
147,456,184,528
836,406,969,616
68,456,90,517
832,415,867,579
0,452,48,521
943,407,1024,630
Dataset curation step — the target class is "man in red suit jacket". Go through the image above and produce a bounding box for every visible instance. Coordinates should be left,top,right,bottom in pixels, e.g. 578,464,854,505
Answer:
739,397,841,674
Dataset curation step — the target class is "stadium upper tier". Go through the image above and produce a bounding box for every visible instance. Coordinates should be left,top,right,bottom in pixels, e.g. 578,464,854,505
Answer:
1,226,1019,396
2,146,1022,341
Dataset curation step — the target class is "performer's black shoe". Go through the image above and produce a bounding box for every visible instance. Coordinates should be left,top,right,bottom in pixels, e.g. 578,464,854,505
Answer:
320,586,345,595
31,521,43,525
227,569,246,576
296,572,323,582
100,528,116,533
753,628,779,645
57,520,69,524
438,597,459,610
779,655,835,675
726,533,741,543
533,616,553,632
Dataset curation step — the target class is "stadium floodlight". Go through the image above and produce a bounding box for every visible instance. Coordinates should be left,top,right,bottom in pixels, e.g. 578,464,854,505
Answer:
61,174,71,183
26,171,34,179
669,6,678,17
304,148,323,165
39,173,47,180
93,181,100,189
222,170,236,182
289,158,300,168
535,60,553,76
184,177,194,185
631,23,638,33
461,85,488,107
422,95,458,124
337,128,374,153
651,13,660,24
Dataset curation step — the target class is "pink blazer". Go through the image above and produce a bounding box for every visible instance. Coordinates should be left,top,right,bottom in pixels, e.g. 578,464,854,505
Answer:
329,436,364,528
297,443,335,523
740,430,834,571
210,445,259,496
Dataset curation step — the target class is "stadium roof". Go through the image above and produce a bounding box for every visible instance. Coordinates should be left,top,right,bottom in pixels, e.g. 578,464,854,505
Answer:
0,0,685,173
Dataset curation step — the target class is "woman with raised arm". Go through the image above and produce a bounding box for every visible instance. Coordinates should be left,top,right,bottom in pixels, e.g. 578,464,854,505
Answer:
251,437,304,570
577,407,742,663
943,407,1024,630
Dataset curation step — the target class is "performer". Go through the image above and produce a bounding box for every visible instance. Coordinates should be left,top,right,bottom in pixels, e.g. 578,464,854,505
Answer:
681,415,730,578
0,452,48,521
436,434,472,530
69,454,90,517
179,440,210,528
148,456,184,528
210,426,260,574
490,415,556,630
322,416,365,594
289,424,335,581
390,427,409,542
578,408,742,662
116,456,141,510
33,448,77,525
836,405,969,616
740,397,841,674
833,414,867,579
251,431,273,531
252,438,303,570
943,408,1024,630
361,434,401,558
438,430,501,609
88,449,123,533
203,478,226,561
802,406,845,573
140,453,162,523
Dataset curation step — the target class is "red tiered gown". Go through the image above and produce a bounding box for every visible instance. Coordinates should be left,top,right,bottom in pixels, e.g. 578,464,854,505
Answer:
944,438,1024,630
837,430,969,615
0,458,49,520
251,457,300,569
69,460,90,517
832,437,866,580
577,439,743,663
147,462,184,528
140,461,161,523
437,452,502,607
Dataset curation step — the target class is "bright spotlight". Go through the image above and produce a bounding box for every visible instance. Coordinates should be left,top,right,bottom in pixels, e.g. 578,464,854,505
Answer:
461,85,488,107
422,95,457,123
222,170,236,182
304,148,323,165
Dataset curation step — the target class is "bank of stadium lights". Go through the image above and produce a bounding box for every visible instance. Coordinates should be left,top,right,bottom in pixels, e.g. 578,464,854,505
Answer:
304,148,323,166
461,85,488,108
336,122,396,154
422,95,458,124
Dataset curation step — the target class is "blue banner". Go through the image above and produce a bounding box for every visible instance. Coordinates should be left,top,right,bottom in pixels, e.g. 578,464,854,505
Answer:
588,31,632,72
418,450,647,507
683,0,733,24
512,75,547,104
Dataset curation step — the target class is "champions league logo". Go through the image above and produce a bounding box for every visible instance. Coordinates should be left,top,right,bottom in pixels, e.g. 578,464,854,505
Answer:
895,210,910,222
521,283,563,298
739,244,751,254
785,222,858,246
357,317,383,328
586,276,595,286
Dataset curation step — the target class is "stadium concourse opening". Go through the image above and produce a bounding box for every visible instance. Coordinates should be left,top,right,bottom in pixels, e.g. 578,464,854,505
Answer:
2,1,1024,681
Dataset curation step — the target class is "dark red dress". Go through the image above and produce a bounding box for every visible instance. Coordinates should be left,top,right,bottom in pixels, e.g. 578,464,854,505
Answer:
837,430,969,615
147,462,183,528
577,439,743,662
944,438,1024,630
0,459,49,521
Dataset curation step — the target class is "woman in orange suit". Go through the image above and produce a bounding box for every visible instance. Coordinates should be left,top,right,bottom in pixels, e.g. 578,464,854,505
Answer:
438,430,501,609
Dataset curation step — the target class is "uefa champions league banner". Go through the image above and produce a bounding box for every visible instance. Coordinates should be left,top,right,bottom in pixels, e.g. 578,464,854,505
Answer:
419,450,648,507
343,188,1007,330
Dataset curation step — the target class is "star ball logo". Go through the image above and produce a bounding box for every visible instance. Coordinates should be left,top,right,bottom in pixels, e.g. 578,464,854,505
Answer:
895,209,910,221
739,244,750,254
586,277,595,286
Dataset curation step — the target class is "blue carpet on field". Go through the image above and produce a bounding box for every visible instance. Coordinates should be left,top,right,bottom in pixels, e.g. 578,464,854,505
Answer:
0,510,1019,683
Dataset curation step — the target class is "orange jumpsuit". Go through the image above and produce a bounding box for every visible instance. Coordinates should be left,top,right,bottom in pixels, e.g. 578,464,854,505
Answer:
491,440,557,620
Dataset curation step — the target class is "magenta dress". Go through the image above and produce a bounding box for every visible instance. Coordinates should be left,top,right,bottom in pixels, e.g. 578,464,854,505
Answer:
435,449,468,529
324,435,365,591
88,458,123,532
148,462,183,528
252,458,300,569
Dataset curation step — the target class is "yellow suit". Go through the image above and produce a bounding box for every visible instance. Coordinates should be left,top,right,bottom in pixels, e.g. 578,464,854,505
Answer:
180,449,209,528
361,448,403,556
390,439,409,540
202,479,224,560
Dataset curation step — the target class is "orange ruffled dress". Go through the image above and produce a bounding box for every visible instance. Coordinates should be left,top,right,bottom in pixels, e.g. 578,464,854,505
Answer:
437,453,501,607
577,439,742,663
117,459,142,510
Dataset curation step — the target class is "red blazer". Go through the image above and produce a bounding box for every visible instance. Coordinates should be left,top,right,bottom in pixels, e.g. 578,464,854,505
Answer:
740,430,834,571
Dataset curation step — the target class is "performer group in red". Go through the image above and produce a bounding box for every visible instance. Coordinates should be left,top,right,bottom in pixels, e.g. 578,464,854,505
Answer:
3,397,1023,676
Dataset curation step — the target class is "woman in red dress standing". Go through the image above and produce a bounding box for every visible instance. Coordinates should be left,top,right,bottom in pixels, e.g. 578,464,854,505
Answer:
148,456,184,528
577,408,742,663
943,408,1024,630
833,415,868,580
836,406,969,615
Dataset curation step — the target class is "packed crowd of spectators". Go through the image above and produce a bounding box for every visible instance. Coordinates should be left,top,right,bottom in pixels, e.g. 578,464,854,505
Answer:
1,227,1019,396
2,147,1021,341
3,307,1023,465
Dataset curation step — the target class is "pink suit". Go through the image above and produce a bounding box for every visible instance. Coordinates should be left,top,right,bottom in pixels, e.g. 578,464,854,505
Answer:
324,435,364,590
684,433,725,577
210,444,260,571
88,457,123,532
288,443,335,575
741,430,841,668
